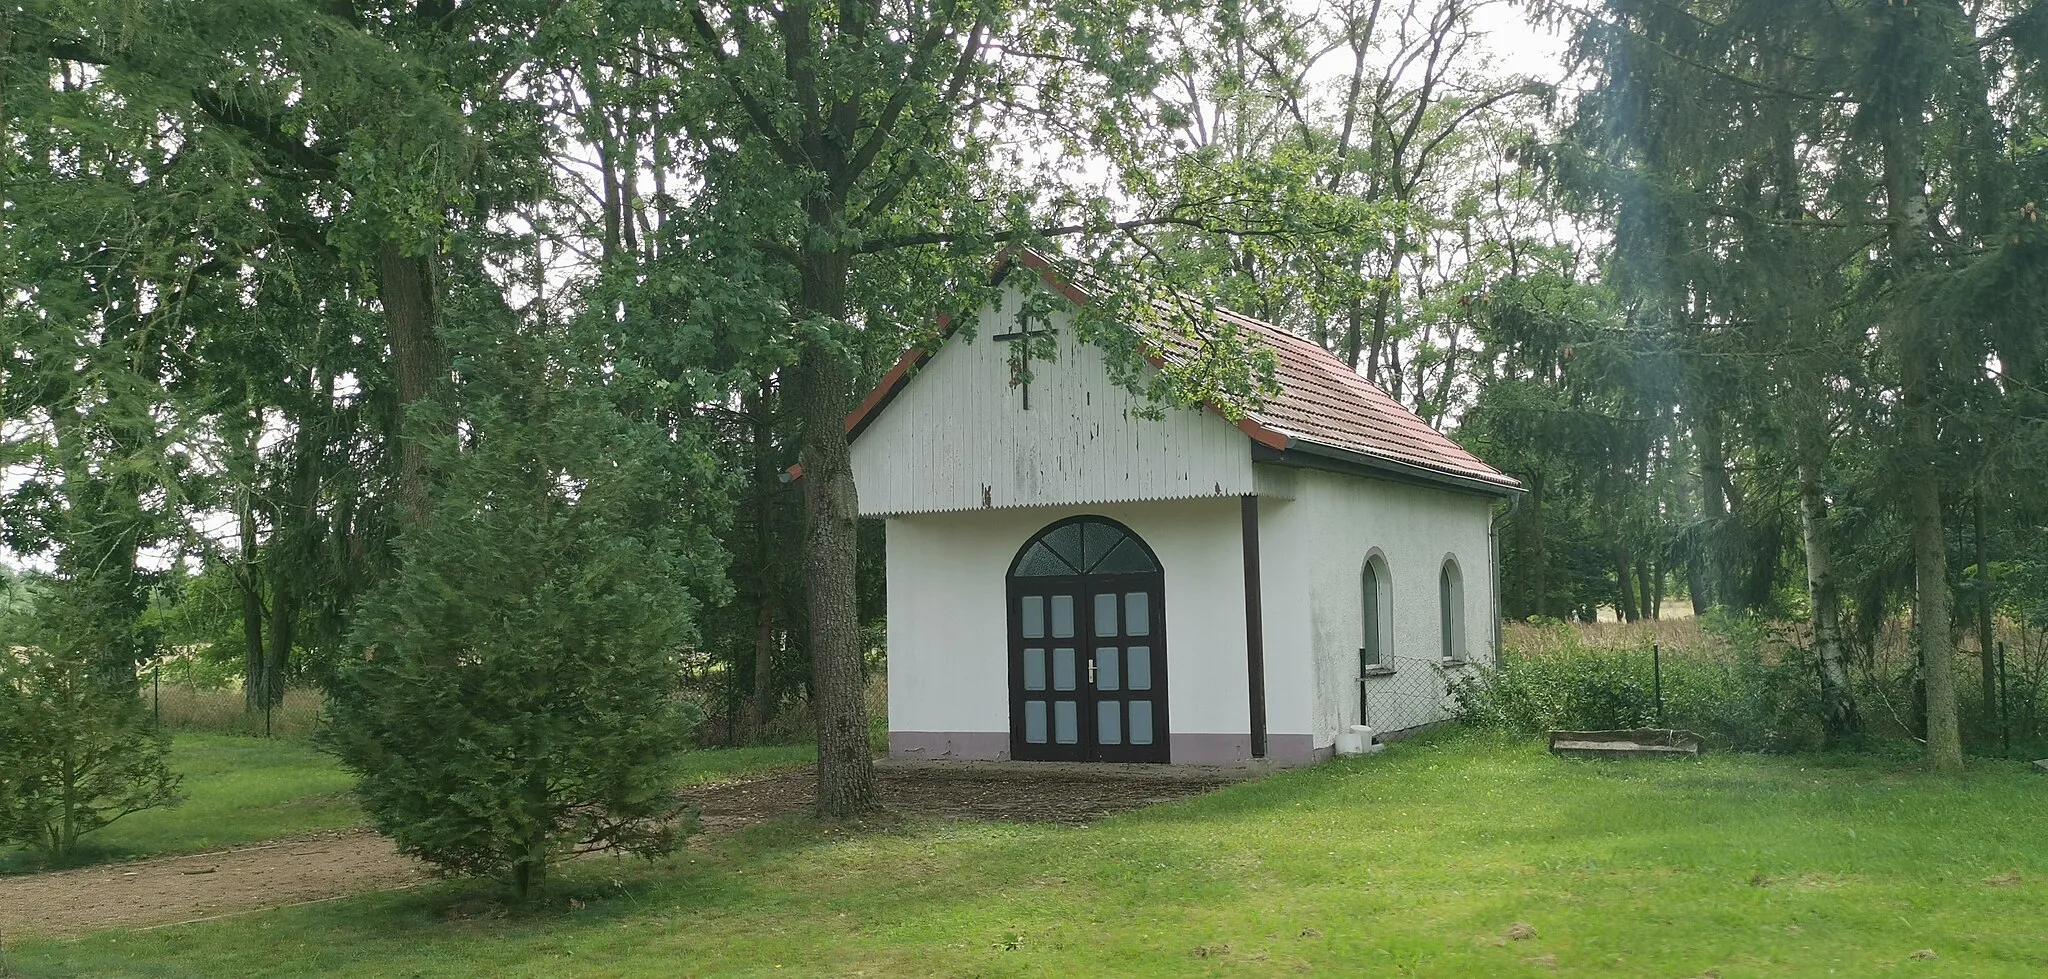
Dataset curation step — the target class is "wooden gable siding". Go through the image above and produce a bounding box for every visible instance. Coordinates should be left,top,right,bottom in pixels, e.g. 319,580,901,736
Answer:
850,286,1255,517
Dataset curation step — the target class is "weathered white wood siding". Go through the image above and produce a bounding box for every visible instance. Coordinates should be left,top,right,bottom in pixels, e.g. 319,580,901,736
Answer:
851,285,1255,517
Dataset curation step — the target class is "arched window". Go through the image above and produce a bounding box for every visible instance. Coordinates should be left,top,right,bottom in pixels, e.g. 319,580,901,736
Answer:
1440,556,1466,663
1009,516,1161,577
1361,553,1393,670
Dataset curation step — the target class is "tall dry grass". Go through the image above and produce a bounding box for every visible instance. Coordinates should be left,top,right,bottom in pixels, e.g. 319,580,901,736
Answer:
1503,617,1723,662
1497,613,2048,756
148,684,324,739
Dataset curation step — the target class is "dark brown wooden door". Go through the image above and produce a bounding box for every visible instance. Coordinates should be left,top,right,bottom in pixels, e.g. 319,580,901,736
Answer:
1007,517,1169,763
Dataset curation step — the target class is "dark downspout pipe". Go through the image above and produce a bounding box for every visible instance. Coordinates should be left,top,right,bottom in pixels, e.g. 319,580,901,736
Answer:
1241,494,1268,759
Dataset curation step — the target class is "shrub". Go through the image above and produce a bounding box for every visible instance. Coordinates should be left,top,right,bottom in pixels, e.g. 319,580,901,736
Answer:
1451,616,1827,752
319,316,726,900
0,640,183,861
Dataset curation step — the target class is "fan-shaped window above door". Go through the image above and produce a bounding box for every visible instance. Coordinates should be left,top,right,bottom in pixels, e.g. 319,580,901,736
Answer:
1009,516,1162,577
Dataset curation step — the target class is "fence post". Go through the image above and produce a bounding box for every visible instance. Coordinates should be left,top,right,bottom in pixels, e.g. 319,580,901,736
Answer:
1653,641,1665,727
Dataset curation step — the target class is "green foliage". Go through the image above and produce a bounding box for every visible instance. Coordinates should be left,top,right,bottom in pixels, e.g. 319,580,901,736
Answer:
0,603,183,862
320,312,725,900
1451,618,1826,752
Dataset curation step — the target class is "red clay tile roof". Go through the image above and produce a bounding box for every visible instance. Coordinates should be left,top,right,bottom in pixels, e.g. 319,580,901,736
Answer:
843,251,1520,494
1201,306,1519,490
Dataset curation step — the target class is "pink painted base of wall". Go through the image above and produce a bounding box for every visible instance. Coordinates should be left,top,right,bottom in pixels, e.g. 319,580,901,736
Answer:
887,731,1012,761
888,731,1320,767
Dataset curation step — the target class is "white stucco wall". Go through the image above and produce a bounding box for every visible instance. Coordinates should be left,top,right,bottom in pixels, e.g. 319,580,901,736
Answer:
886,497,1319,764
1275,467,1500,747
850,285,1255,517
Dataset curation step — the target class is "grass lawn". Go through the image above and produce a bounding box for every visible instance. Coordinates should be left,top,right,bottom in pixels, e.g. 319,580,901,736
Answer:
9,731,2046,978
1,736,817,876
0,734,361,875
671,743,816,785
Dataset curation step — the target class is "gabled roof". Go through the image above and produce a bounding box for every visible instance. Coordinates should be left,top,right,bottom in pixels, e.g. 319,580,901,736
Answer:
843,250,1521,497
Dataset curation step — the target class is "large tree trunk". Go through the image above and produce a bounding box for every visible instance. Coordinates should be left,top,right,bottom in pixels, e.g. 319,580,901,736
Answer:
1361,287,1392,380
265,556,296,711
1974,494,1997,727
239,484,269,713
1637,560,1659,621
374,242,444,527
794,255,880,817
1675,439,1710,615
1907,433,1962,770
1877,23,1962,770
1798,457,1857,738
748,603,778,741
745,380,780,742
1614,547,1639,623
1695,412,1731,611
1527,471,1547,617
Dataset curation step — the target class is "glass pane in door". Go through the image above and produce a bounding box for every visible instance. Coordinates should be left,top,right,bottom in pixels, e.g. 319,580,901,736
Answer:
1094,593,1118,636
1127,646,1151,690
1052,648,1076,691
1129,700,1154,745
1094,647,1119,690
1020,596,1045,639
1097,701,1122,744
1054,701,1078,744
1051,595,1075,638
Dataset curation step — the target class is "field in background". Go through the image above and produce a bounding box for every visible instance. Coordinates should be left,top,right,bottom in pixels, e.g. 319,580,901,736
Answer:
1494,615,2048,758
1504,617,1721,661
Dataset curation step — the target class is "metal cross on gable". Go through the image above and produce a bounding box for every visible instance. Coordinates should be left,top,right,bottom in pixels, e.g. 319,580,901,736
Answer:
993,316,1048,410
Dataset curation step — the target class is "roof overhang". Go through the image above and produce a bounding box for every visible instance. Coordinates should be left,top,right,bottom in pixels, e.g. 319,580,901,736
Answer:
1251,439,1524,499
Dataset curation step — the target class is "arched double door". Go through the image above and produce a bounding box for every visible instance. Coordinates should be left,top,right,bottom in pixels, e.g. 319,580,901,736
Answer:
1006,516,1169,763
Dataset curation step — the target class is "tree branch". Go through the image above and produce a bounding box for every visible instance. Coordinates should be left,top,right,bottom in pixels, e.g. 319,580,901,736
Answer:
673,4,810,169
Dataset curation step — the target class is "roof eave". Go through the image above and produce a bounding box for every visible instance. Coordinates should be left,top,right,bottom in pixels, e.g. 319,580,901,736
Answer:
1252,437,1524,499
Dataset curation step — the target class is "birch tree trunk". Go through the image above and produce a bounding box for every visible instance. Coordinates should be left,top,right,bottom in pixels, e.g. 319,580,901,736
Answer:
1798,457,1856,737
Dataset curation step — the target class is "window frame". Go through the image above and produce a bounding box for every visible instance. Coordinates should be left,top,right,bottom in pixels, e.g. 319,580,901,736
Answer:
1360,551,1395,676
1439,555,1467,664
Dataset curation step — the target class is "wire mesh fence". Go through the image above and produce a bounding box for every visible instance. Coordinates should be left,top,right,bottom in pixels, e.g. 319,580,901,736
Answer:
1356,651,1470,737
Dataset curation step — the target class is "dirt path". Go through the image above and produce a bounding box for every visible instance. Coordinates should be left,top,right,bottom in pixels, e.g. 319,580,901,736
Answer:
2,763,1248,939
0,830,428,940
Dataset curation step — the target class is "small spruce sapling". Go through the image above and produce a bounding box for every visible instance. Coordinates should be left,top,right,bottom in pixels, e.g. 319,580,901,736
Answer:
0,585,183,862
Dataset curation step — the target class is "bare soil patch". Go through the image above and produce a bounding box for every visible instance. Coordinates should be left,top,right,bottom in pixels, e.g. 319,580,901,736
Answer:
686,762,1249,830
0,830,427,940
3,762,1248,939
